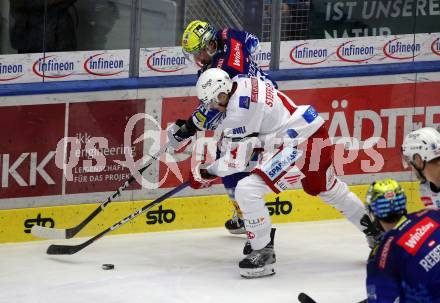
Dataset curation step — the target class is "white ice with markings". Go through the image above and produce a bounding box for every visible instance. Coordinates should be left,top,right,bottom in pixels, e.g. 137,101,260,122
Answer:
0,220,368,303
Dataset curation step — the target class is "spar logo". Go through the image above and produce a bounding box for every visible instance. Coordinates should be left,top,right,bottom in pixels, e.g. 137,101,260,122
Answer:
32,55,74,78
84,53,124,76
383,38,421,60
431,38,440,56
0,62,24,81
336,40,375,63
289,43,328,65
146,49,186,72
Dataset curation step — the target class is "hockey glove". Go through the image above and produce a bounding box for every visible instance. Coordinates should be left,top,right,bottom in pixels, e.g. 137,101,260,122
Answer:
167,119,196,151
245,35,261,55
190,162,218,189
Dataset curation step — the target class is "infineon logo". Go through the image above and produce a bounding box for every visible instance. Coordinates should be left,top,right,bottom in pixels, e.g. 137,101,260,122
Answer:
383,38,421,60
431,38,440,57
32,55,74,78
0,62,23,81
289,43,328,65
252,51,271,68
146,50,186,73
83,53,124,76
336,40,375,63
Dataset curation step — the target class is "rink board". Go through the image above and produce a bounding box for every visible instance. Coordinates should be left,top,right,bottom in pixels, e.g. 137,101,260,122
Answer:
0,181,424,243
1,73,439,210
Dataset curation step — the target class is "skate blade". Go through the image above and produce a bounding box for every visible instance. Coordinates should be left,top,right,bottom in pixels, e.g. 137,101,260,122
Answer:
239,264,276,279
228,227,246,235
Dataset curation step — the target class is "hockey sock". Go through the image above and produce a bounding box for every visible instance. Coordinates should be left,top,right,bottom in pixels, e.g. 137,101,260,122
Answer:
319,178,367,232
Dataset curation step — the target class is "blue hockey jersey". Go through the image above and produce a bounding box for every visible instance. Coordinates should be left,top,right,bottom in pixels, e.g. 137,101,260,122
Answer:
191,28,277,131
366,209,440,303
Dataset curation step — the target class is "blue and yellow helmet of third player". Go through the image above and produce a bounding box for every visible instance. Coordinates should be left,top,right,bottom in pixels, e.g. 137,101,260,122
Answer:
182,20,216,57
365,178,407,221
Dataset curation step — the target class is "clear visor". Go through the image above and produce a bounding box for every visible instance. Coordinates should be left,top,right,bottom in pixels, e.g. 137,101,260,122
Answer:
183,47,204,63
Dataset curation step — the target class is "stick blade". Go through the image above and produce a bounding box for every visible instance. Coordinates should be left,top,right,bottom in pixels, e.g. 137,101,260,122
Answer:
298,292,317,303
46,244,82,255
31,225,67,239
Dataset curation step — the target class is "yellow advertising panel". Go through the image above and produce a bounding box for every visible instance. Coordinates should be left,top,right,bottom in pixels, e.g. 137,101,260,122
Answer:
0,182,423,244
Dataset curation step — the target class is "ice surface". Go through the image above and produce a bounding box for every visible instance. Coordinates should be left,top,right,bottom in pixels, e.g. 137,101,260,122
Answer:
0,220,369,303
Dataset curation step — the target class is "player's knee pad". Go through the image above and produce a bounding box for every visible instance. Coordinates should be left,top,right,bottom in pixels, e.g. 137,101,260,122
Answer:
235,176,266,213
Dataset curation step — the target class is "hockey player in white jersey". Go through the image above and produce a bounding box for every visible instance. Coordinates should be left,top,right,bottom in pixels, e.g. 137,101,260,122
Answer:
188,68,382,278
402,127,440,208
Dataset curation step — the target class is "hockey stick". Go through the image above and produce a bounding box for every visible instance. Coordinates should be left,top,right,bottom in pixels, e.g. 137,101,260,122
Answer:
31,147,168,240
46,181,190,255
298,292,367,303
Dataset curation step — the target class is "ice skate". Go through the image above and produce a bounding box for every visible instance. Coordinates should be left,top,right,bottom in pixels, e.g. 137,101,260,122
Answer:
239,228,276,278
225,210,246,234
243,227,276,255
243,240,252,255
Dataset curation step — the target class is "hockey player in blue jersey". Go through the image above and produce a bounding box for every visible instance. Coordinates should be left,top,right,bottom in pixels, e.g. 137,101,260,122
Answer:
168,20,277,234
365,178,440,302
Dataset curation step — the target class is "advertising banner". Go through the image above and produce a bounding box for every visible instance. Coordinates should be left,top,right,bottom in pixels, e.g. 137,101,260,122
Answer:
284,81,440,176
309,0,440,39
0,73,438,208
0,99,145,199
280,33,440,69
0,50,130,84
0,181,423,243
66,99,145,194
0,104,65,198
0,53,43,84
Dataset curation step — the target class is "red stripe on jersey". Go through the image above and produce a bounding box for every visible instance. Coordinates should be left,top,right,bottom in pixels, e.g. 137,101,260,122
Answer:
397,217,439,256
251,77,258,102
379,236,394,269
285,175,301,184
277,91,296,115
227,38,244,73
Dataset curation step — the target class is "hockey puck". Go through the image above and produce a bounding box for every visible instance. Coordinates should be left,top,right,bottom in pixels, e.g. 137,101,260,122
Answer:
102,264,115,270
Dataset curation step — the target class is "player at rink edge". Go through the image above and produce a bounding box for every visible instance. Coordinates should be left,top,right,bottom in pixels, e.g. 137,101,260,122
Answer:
365,178,440,302
188,68,382,278
168,20,277,235
402,126,440,209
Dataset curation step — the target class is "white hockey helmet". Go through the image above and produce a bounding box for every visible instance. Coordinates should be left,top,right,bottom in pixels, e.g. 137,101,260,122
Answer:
196,68,233,106
402,127,440,167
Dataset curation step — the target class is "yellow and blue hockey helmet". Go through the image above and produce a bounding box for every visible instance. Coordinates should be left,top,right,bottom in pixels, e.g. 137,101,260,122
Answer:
182,20,216,58
365,178,407,221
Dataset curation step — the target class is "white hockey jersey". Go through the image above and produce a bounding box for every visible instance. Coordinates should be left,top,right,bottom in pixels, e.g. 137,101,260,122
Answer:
207,75,324,177
420,180,440,209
